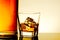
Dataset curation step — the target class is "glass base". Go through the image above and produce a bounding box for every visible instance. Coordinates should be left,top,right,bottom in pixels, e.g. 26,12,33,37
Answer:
0,38,17,40
32,36,38,40
21,31,34,37
0,35,17,40
19,36,38,40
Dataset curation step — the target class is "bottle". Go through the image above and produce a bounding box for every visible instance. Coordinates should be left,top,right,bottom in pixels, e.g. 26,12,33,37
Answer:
0,0,17,40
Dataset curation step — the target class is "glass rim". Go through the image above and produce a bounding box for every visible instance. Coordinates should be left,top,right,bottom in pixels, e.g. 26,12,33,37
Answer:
18,12,40,14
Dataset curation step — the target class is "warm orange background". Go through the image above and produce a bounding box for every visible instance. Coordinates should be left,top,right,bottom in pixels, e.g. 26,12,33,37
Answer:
0,0,17,33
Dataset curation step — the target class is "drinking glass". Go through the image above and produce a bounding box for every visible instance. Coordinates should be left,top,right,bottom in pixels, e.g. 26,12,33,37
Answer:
18,13,40,40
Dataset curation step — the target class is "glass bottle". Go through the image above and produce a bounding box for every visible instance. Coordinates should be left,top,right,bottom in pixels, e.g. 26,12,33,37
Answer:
0,0,17,40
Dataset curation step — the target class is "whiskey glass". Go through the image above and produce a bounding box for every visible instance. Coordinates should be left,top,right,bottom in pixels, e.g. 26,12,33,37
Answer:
18,13,40,40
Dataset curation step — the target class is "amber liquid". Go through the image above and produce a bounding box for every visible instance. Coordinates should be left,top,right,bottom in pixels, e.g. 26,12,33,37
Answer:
19,24,39,40
0,0,17,39
19,20,39,40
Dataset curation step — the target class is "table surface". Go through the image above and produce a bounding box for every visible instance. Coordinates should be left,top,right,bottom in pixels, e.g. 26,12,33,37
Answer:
0,33,60,40
39,33,60,40
19,33,60,40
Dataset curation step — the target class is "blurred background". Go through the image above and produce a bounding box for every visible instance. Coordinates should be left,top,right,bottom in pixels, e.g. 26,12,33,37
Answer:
19,0,60,33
